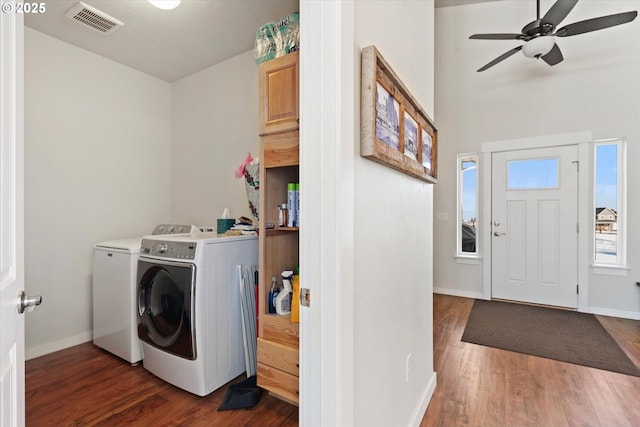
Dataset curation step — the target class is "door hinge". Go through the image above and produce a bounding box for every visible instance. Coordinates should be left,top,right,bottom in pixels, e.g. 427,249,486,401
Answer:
300,288,311,307
577,284,579,295
576,223,579,233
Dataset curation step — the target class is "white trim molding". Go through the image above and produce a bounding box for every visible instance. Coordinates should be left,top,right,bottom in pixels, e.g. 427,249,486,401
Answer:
26,331,93,361
481,131,593,310
434,287,485,300
588,306,640,321
409,374,437,427
591,264,630,277
481,131,592,153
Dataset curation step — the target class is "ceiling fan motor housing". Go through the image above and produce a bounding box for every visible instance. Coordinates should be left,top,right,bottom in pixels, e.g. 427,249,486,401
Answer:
522,19,556,38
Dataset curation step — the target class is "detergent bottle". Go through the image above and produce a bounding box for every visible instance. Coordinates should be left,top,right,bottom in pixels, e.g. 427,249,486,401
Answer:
275,270,293,315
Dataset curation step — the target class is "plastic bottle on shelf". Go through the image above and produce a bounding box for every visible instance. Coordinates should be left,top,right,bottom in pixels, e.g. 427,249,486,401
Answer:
275,270,293,315
294,183,300,227
268,277,278,314
287,183,295,227
278,203,288,227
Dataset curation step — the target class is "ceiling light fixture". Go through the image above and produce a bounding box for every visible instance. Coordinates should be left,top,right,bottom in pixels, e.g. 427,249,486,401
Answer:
521,35,555,58
148,0,181,10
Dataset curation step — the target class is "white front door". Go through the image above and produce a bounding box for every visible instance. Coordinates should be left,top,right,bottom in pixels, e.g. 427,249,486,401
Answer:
491,145,578,308
1,3,25,426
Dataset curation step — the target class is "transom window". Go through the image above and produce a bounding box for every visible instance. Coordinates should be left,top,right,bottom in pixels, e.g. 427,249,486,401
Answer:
507,158,558,190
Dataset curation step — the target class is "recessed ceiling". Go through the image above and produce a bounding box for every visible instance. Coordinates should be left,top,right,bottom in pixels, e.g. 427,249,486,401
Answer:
25,0,299,82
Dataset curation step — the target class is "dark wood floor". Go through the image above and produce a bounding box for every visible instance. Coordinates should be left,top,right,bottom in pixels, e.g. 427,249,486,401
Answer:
25,344,298,426
421,294,640,427
26,294,640,426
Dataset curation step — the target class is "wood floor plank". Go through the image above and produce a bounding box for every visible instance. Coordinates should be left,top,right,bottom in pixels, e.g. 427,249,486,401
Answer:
26,344,298,426
26,294,639,426
421,294,640,427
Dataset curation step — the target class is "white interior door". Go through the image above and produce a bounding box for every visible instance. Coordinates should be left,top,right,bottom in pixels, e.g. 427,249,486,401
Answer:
491,145,578,308
1,3,25,426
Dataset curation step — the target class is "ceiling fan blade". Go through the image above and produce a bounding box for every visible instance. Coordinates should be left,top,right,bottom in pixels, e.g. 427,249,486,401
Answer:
469,33,524,40
555,11,638,37
541,43,563,66
541,0,579,27
477,46,523,72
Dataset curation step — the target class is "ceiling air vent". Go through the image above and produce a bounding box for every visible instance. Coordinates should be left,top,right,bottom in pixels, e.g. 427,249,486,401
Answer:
65,2,124,35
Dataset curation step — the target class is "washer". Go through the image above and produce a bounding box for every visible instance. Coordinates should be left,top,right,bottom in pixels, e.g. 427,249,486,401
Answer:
136,232,258,396
92,224,200,364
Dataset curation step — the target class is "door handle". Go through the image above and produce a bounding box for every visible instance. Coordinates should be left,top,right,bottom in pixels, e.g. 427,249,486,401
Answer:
493,232,506,237
17,291,42,314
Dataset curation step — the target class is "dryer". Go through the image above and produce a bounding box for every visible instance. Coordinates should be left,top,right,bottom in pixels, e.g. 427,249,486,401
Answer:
93,238,143,364
136,232,258,396
92,224,200,364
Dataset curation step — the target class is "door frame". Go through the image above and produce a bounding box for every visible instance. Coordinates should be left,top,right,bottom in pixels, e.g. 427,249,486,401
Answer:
1,1,25,425
481,131,592,312
299,0,355,425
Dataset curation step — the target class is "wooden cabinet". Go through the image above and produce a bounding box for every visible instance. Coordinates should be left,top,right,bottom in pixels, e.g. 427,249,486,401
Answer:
259,51,299,136
257,52,300,405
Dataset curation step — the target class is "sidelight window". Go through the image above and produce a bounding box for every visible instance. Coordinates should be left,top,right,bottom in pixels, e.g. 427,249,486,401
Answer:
457,154,478,256
594,139,626,266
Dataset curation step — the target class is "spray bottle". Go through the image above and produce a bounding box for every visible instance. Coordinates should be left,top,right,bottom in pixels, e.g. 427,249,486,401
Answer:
268,277,278,314
275,270,293,315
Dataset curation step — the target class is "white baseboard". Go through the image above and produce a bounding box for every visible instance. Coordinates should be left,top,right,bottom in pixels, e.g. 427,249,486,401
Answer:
587,306,640,320
26,331,93,361
410,372,437,427
433,287,484,300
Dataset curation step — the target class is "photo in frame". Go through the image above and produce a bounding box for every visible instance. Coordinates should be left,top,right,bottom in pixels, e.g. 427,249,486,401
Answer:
403,112,418,161
361,45,437,183
375,82,400,149
421,127,432,170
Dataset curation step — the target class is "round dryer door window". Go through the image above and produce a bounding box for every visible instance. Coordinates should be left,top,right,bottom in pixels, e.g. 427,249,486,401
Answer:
137,259,196,360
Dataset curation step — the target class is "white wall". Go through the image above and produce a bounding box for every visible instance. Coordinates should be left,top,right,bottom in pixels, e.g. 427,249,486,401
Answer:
171,51,260,227
434,1,640,317
24,28,173,358
352,1,436,425
24,30,262,358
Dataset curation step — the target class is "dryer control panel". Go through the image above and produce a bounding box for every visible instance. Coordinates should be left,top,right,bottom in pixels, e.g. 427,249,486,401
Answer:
140,239,197,260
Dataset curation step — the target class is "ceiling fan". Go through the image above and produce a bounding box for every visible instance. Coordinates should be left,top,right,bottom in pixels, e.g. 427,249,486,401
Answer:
470,0,638,72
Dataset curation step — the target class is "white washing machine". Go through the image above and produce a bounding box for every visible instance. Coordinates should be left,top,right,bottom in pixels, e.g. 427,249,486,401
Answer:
136,232,258,396
92,224,200,364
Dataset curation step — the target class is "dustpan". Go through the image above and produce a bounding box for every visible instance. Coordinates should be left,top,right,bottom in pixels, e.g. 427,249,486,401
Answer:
217,375,261,411
218,266,261,411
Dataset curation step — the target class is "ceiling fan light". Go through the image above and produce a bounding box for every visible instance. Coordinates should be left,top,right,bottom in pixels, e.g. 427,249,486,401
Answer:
148,0,181,10
522,36,555,58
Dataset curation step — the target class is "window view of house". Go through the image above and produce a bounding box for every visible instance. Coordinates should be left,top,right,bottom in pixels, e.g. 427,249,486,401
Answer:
594,142,623,264
458,155,477,254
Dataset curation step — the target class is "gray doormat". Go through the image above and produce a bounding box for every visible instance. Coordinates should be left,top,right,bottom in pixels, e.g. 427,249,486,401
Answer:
461,299,640,377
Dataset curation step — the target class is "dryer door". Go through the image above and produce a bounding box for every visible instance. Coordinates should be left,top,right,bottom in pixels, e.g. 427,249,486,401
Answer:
137,259,196,360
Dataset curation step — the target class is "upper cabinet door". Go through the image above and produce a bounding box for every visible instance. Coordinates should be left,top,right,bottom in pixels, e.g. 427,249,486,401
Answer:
259,51,299,135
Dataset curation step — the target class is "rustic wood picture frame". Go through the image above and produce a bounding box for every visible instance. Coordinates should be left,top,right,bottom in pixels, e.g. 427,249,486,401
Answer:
361,45,438,183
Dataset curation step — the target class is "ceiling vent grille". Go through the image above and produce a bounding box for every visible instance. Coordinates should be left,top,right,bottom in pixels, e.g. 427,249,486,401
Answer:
65,2,124,35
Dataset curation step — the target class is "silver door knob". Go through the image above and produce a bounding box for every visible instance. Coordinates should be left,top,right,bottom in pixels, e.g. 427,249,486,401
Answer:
493,232,506,237
17,291,42,314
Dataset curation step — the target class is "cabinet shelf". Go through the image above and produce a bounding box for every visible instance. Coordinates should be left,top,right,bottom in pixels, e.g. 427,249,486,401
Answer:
266,227,299,236
258,51,300,406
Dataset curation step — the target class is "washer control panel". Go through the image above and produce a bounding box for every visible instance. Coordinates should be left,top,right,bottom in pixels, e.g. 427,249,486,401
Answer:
151,223,200,235
140,239,197,260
